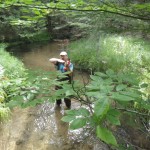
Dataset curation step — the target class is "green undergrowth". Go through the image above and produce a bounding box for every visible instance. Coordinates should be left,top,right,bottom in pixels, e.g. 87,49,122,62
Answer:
0,43,27,121
68,27,150,150
70,34,150,99
70,34,150,74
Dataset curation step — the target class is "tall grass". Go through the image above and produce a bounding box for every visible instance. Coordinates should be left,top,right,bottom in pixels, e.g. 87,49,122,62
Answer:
70,34,150,74
0,44,26,78
70,34,150,103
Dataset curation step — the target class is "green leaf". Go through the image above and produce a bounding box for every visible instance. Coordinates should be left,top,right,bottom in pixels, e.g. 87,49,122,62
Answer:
140,83,148,88
63,108,90,124
61,115,75,122
111,93,135,101
104,78,113,85
119,91,141,99
87,116,96,127
65,89,74,96
96,125,118,146
116,84,127,91
106,69,115,78
24,0,33,5
90,75,103,81
86,91,106,98
86,84,100,91
70,118,86,130
94,98,110,117
106,109,121,125
65,109,78,115
94,72,108,78
76,107,90,117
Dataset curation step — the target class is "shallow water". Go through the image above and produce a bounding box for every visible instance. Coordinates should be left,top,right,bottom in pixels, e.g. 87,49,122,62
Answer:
0,42,109,150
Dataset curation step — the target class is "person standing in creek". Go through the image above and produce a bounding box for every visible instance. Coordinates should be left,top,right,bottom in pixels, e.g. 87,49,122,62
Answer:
49,51,73,109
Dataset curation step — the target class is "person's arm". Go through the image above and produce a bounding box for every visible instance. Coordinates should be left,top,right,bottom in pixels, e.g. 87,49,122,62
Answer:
49,58,65,64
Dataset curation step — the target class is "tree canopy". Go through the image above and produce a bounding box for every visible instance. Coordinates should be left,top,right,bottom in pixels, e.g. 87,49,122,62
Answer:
0,0,150,21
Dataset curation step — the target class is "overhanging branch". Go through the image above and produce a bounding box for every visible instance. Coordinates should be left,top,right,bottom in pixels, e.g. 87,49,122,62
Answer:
3,3,150,21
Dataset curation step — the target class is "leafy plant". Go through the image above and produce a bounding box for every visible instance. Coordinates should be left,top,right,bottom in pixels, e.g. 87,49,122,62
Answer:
59,69,149,147
0,44,31,120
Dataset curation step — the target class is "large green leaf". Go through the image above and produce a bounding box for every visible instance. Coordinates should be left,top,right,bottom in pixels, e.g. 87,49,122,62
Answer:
70,118,86,130
106,109,121,125
111,93,135,101
65,90,75,96
65,109,79,115
119,91,141,99
76,107,90,117
90,75,103,82
94,98,110,117
106,69,116,78
116,84,127,91
96,125,118,146
86,91,106,99
62,108,90,124
61,115,76,122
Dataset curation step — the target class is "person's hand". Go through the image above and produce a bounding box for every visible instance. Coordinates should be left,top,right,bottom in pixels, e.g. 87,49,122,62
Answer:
65,60,70,67
64,60,70,71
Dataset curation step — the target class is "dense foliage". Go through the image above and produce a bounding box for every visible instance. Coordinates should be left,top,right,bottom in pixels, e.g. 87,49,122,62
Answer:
0,0,150,42
0,44,29,120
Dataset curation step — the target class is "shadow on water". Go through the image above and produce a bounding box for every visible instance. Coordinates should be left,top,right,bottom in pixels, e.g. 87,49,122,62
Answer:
1,42,110,150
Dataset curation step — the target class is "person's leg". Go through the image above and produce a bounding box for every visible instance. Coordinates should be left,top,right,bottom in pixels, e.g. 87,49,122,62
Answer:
56,99,62,106
64,98,71,109
55,86,62,106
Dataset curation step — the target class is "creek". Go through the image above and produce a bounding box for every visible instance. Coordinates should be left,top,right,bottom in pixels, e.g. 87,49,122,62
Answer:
0,42,110,150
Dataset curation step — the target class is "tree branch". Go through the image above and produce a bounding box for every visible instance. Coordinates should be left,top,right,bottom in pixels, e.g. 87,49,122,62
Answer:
3,3,150,21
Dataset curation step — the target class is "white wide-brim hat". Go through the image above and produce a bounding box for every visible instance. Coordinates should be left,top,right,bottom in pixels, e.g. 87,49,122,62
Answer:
60,51,67,56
